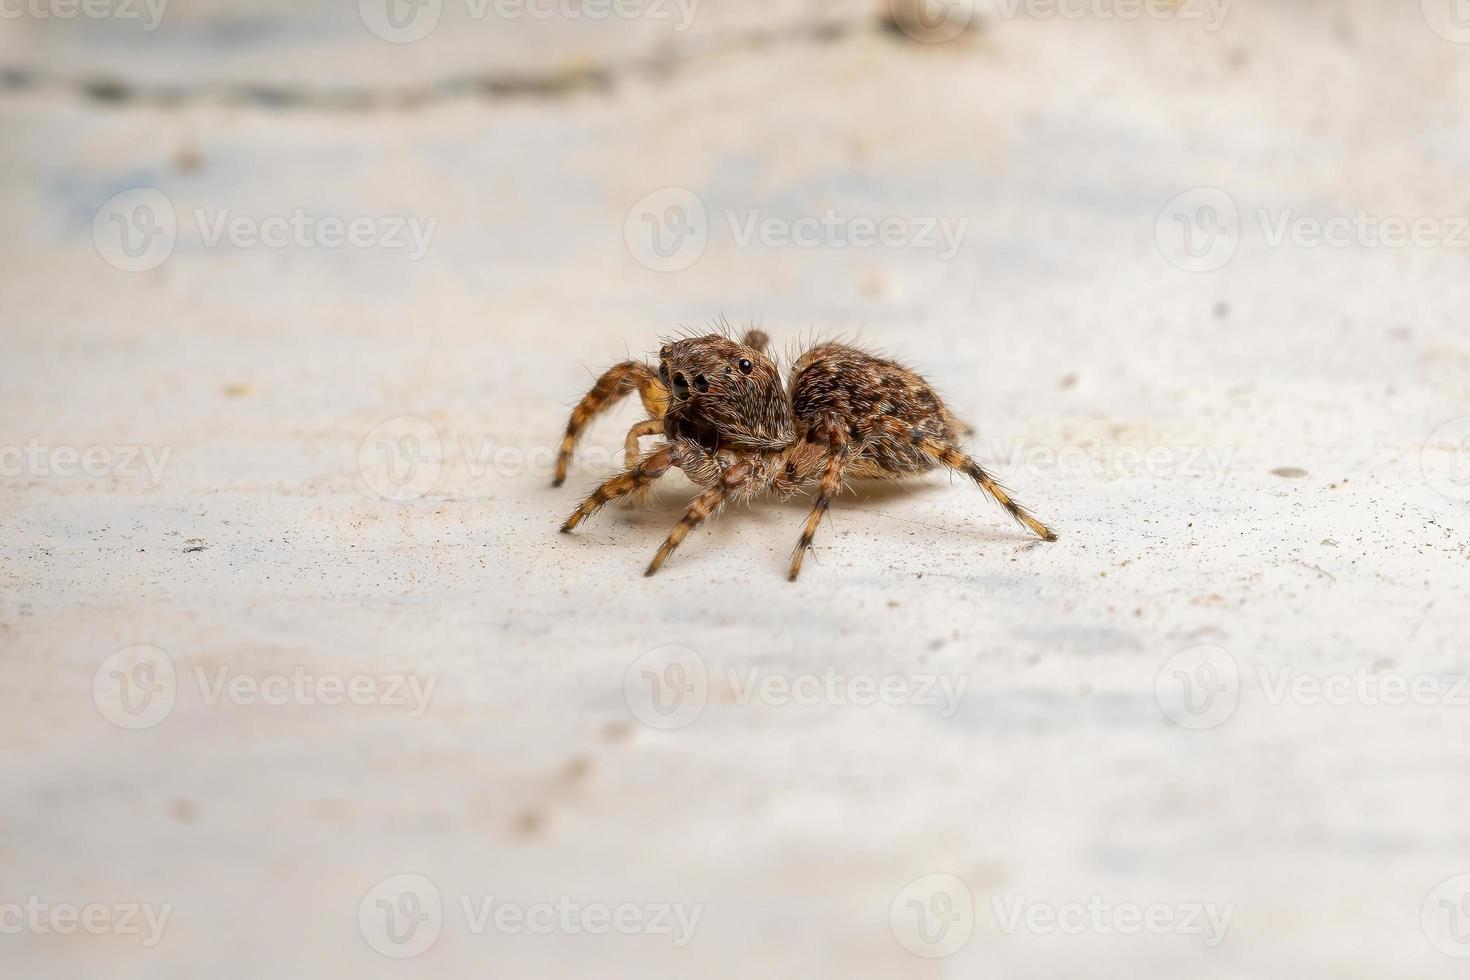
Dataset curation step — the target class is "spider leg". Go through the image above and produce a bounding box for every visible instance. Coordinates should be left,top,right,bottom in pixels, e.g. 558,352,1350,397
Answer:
740,328,770,354
644,461,756,577
554,361,668,486
788,422,852,581
874,417,1055,541
623,418,664,464
561,445,676,533
947,412,977,439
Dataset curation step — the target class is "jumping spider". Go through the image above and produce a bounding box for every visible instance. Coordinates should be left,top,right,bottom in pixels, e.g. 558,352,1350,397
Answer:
555,326,1055,579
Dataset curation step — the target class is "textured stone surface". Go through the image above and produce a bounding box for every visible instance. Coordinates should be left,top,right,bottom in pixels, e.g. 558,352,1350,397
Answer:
2,1,1469,976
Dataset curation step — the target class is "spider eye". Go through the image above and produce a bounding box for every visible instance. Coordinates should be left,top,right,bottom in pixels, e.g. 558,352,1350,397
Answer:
659,362,670,384
738,358,753,375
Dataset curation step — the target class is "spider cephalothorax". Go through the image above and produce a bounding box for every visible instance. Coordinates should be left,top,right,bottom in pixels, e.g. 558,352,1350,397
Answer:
554,325,1055,579
657,335,793,452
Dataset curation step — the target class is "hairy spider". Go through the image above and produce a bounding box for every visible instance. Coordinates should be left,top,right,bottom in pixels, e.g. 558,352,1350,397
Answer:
554,326,1055,579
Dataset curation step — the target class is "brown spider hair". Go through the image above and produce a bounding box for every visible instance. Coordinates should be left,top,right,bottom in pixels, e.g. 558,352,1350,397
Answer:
658,334,793,452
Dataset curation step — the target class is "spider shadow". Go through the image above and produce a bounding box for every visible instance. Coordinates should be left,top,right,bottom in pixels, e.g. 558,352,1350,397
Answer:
580,470,1040,565
609,474,973,545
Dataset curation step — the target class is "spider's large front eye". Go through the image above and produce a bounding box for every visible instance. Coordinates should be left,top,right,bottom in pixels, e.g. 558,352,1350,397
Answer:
738,358,753,375
659,362,670,385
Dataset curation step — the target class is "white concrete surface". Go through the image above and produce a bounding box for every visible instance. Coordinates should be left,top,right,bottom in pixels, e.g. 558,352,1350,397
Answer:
2,1,1469,976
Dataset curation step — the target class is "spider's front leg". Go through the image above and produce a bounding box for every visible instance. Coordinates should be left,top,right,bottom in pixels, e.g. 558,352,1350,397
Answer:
561,445,676,533
554,360,668,486
644,459,762,577
622,418,664,464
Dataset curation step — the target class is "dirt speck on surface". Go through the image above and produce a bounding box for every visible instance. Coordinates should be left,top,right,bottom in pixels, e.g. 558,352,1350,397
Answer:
169,799,201,824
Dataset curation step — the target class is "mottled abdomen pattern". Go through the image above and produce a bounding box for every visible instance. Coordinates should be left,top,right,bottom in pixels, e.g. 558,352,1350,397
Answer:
791,343,961,478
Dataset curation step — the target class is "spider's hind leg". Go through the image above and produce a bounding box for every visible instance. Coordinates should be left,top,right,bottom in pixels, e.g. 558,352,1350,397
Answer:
879,417,1056,542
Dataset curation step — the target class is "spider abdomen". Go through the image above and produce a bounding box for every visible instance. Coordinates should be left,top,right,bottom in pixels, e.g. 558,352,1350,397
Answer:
790,342,956,476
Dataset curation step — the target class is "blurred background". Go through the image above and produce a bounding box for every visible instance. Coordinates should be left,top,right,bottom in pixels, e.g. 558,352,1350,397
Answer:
3,0,1470,976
